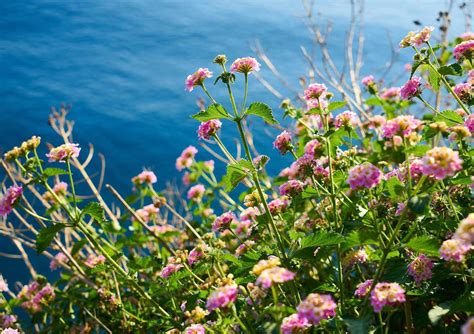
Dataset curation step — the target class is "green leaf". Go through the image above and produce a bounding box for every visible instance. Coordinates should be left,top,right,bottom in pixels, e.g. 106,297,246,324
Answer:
36,224,66,253
191,103,232,122
81,202,107,222
71,239,88,256
43,168,67,177
427,66,440,92
365,97,382,106
344,316,371,334
428,303,451,325
408,194,431,215
405,235,440,256
438,63,464,76
245,102,278,124
328,101,347,111
221,159,253,192
386,176,405,200
300,231,344,248
433,110,463,126
407,144,430,157
302,186,318,199
90,263,108,274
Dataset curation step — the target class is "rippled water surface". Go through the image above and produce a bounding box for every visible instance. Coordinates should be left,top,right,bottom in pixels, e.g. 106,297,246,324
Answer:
0,0,467,281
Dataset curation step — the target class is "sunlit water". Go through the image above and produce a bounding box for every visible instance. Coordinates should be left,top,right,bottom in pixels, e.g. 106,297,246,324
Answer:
0,0,467,283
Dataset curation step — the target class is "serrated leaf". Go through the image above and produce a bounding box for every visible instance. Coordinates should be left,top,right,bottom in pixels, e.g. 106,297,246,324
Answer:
433,110,463,126
438,63,463,76
245,102,278,124
191,103,232,122
386,176,405,200
328,101,347,111
81,202,107,222
405,235,440,256
36,224,66,253
43,168,67,177
300,231,344,248
427,66,440,92
221,159,252,192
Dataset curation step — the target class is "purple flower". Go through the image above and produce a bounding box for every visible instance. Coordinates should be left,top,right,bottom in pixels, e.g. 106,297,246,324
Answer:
230,57,261,74
206,285,238,311
0,185,23,217
361,75,375,87
268,197,290,215
185,68,213,92
304,139,323,158
2,328,20,334
381,115,421,139
334,111,359,129
354,279,373,298
407,254,433,285
176,146,198,171
304,83,328,100
461,317,474,334
279,180,305,197
379,87,400,101
464,114,474,133
197,120,222,140
84,254,106,268
454,82,472,103
160,263,184,278
46,143,80,162
400,76,422,100
184,324,206,334
49,252,69,271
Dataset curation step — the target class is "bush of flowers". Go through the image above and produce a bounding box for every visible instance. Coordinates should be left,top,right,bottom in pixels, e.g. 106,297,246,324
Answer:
0,27,473,333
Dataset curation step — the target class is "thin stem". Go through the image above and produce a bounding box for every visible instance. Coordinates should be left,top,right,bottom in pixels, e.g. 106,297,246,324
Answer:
66,159,78,220
241,73,249,113
201,83,217,104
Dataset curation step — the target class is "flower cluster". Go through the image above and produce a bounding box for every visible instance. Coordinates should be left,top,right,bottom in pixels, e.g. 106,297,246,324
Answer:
399,26,434,48
230,57,261,74
0,186,22,217
420,147,463,180
46,143,80,162
407,254,434,285
453,40,474,61
212,211,236,232
370,282,406,312
206,285,238,311
18,282,55,313
197,120,222,140
400,77,422,100
132,170,157,185
185,68,213,92
176,146,198,171
347,163,383,190
273,130,293,155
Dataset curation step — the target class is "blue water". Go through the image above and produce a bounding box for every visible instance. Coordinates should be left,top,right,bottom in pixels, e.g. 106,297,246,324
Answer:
0,1,467,284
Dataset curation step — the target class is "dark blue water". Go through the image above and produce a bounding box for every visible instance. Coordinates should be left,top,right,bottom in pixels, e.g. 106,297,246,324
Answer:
0,1,467,283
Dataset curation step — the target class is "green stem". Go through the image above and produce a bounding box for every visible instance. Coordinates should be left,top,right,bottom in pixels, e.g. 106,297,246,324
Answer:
201,83,217,104
66,159,78,220
241,73,249,113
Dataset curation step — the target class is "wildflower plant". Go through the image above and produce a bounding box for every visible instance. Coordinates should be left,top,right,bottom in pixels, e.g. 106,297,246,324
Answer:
0,23,473,334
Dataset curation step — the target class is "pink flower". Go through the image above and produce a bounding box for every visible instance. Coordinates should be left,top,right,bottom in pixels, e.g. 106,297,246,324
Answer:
212,211,236,232
454,213,474,243
176,146,198,171
268,197,290,215
184,324,205,334
382,115,421,138
187,184,205,202
395,202,406,216
2,328,20,334
411,26,434,46
439,239,471,262
49,252,69,271
296,293,337,325
334,111,359,129
347,163,383,190
206,285,238,311
20,282,55,313
460,32,474,41
0,275,8,292
465,114,474,133
197,120,222,140
46,143,80,162
0,185,23,217
454,82,472,103
354,279,373,297
342,249,368,269
421,147,463,180
132,170,157,185
256,266,295,289
185,68,213,92
408,254,433,285
84,254,106,268
461,317,474,334
279,180,305,197
52,181,68,194
273,130,293,155
230,57,260,74
160,263,184,278
304,139,323,158
188,246,205,265
281,314,311,334
379,87,400,101
1,314,17,327
400,76,422,100
361,75,375,87
235,240,255,257
453,40,474,61
370,282,406,312
304,83,328,100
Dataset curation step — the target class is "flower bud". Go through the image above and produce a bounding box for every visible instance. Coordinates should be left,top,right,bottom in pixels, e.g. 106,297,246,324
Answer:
213,54,228,65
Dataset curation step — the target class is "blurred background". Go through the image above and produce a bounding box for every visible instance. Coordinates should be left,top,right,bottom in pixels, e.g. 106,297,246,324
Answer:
0,0,470,282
